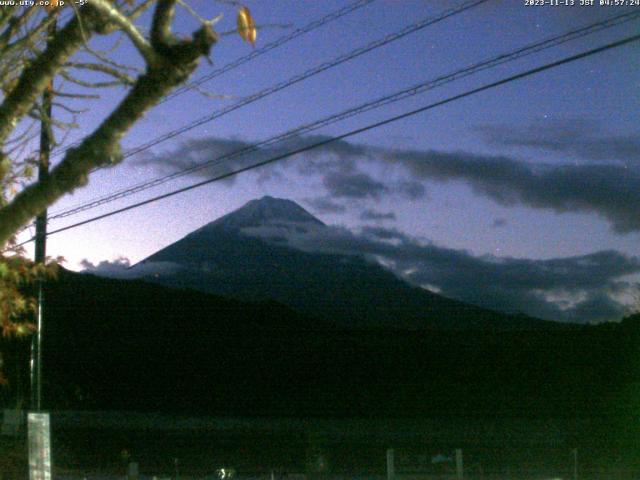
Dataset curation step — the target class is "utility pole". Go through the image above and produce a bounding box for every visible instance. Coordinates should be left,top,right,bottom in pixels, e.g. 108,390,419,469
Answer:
30,18,56,413
572,448,578,480
27,19,56,480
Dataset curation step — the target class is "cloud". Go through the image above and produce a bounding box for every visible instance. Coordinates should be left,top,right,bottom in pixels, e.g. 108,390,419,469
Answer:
320,171,426,201
492,218,507,228
567,291,630,323
139,134,640,233
478,119,640,164
136,134,368,178
304,197,347,214
81,257,182,279
322,171,387,200
397,180,426,200
243,224,640,323
80,257,131,276
360,226,406,241
360,209,396,221
384,149,640,233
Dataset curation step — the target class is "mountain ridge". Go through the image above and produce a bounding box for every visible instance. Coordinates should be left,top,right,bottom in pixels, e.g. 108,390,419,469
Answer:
131,196,557,331
25,267,639,418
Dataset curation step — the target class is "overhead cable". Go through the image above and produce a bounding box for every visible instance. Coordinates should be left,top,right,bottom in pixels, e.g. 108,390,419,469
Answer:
20,32,639,246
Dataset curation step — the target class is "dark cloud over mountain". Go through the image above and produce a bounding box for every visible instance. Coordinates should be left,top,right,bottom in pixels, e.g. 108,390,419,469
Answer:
360,209,396,221
139,134,640,233
81,257,181,279
323,171,387,199
386,149,640,233
304,196,347,214
492,218,507,228
80,257,131,275
478,119,640,163
262,223,639,323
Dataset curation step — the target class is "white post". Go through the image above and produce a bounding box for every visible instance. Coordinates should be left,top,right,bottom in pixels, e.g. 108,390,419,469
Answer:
386,449,395,480
28,412,52,480
455,448,463,479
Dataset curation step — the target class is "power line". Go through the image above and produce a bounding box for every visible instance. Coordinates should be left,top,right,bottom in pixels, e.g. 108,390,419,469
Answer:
48,0,376,158
48,0,488,164
20,32,640,245
47,10,640,221
47,0,488,217
126,0,489,157
163,0,377,103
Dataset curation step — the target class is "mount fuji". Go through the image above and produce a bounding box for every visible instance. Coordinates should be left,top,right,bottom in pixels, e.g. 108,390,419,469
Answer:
130,196,551,330
40,197,636,417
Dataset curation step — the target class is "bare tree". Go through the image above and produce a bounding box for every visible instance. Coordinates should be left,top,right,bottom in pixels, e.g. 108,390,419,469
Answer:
0,0,255,383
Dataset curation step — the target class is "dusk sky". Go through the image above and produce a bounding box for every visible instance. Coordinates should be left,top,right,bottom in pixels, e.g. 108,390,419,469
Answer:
22,0,640,323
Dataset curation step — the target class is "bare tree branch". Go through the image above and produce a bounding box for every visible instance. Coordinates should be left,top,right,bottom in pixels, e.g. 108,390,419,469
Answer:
5,120,37,146
176,0,223,28
0,14,90,144
65,61,137,83
60,70,132,88
0,6,38,52
0,17,218,246
28,107,77,130
89,0,159,64
128,0,156,20
52,90,101,100
0,7,17,29
151,0,177,50
52,102,89,115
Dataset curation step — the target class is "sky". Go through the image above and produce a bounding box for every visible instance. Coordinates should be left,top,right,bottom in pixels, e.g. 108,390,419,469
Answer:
17,0,640,323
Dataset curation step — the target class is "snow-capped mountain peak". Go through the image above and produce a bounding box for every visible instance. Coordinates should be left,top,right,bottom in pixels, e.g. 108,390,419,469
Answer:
205,196,325,231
